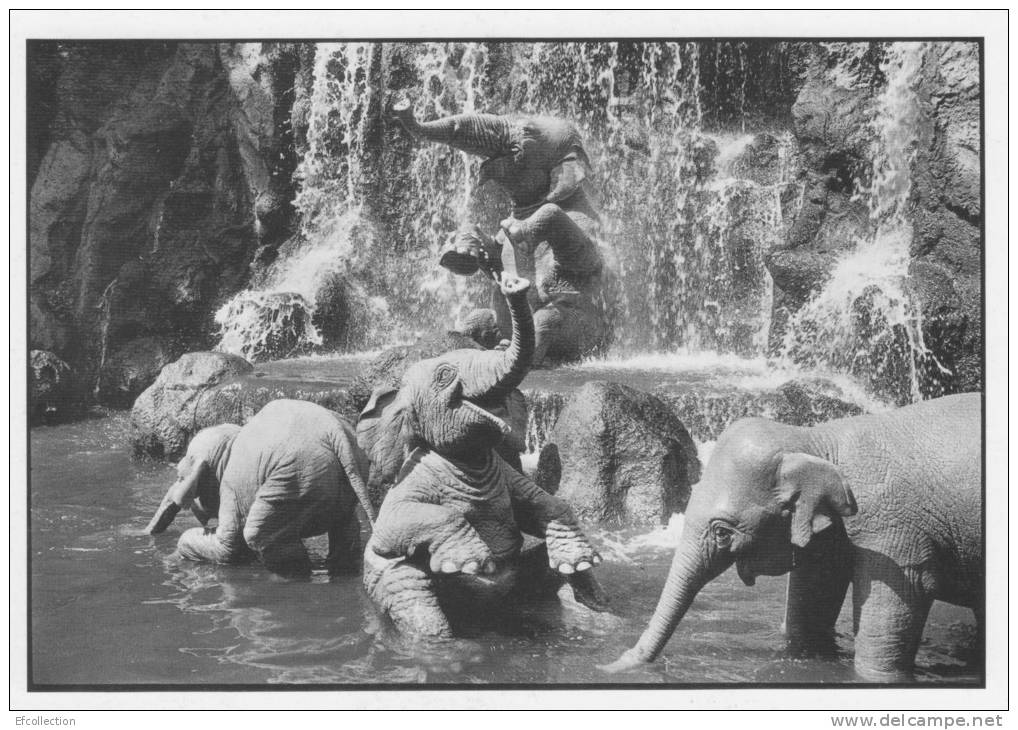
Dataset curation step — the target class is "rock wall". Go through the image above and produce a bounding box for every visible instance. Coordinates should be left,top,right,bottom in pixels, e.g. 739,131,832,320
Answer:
768,41,982,395
28,41,982,413
28,42,302,407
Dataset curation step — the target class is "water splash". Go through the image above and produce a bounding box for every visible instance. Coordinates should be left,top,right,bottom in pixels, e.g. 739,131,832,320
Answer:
216,42,800,361
778,42,948,404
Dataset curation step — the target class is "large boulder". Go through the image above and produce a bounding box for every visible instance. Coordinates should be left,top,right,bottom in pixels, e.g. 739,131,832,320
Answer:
129,351,253,458
95,335,176,409
548,381,701,528
130,350,362,459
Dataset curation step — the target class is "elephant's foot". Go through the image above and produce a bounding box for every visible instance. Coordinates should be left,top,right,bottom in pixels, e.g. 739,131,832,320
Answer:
427,522,499,576
545,519,601,575
566,570,611,613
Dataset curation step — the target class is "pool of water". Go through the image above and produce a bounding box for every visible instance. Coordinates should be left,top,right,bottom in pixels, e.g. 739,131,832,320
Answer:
28,414,979,687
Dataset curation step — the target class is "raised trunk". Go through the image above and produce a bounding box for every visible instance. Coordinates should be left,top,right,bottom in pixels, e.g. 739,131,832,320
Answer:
464,276,534,401
392,103,514,158
630,528,734,662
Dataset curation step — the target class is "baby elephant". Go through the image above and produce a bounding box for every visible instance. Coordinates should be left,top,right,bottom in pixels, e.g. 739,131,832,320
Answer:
147,399,374,578
604,393,981,681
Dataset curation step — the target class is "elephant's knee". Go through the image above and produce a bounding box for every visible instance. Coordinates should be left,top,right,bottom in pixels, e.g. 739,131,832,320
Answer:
364,555,451,638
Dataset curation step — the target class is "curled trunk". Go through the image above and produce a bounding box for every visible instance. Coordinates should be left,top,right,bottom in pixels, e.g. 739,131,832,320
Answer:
464,276,534,401
392,103,514,158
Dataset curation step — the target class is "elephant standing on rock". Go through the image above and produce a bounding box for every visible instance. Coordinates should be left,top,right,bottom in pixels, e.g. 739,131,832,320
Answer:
358,272,606,638
603,393,982,681
392,103,612,366
147,400,374,578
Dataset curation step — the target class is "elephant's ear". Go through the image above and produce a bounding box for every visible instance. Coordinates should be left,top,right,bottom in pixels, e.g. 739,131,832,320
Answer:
777,453,858,548
356,386,414,494
546,148,590,205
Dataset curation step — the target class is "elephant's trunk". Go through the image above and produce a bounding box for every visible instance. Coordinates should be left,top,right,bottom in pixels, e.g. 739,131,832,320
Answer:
392,103,514,158
464,275,534,402
629,523,734,664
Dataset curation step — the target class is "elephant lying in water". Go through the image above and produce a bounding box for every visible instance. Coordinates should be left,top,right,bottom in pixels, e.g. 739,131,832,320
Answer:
147,399,374,578
603,393,982,681
358,272,606,638
392,103,612,366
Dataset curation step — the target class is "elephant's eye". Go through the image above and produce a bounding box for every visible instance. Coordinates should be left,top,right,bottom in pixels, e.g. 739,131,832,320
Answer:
710,521,736,548
434,365,458,389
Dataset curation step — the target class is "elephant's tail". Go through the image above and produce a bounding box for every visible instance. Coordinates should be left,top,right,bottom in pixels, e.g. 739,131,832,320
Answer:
334,428,377,526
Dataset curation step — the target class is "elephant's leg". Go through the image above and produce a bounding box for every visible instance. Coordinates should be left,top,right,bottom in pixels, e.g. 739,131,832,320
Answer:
531,305,564,366
326,509,362,576
370,500,496,575
507,468,601,574
243,498,312,578
363,555,452,638
509,204,600,268
176,485,254,565
784,524,853,654
851,560,932,681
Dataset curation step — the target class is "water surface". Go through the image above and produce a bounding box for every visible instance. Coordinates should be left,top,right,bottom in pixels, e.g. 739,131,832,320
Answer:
29,414,979,686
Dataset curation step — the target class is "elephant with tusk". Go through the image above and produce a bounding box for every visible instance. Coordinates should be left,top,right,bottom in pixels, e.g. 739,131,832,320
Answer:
392,101,613,366
358,272,606,638
146,399,374,578
601,393,982,681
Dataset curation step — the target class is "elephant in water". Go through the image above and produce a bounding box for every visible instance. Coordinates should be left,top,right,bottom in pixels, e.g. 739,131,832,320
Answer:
358,272,606,638
146,400,374,578
392,102,612,366
602,393,982,681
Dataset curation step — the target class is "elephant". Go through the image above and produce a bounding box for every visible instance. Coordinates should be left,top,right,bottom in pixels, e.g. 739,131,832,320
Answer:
357,271,606,638
146,399,375,578
392,102,613,366
602,393,982,681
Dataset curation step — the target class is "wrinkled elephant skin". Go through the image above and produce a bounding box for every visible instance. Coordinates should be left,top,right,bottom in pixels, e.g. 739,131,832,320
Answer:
392,103,612,365
147,399,373,578
603,393,982,681
358,273,605,638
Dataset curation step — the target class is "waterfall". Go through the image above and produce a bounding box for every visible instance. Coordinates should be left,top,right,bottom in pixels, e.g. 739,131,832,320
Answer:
777,43,948,404
213,42,799,363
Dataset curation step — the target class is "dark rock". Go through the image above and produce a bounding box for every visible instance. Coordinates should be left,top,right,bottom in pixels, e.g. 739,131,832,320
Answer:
129,351,253,458
95,336,176,409
29,42,303,408
549,381,701,528
29,350,79,425
774,378,865,425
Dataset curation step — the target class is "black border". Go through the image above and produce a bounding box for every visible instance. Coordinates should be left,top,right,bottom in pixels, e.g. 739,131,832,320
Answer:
22,36,989,694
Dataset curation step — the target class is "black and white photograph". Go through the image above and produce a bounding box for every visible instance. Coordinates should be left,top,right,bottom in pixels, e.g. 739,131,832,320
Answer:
10,9,1008,716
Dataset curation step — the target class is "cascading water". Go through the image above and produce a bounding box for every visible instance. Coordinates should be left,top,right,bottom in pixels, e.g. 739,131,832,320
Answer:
777,42,948,404
214,41,799,362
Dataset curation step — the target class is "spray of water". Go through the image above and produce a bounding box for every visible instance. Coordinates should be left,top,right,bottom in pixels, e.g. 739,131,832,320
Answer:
778,42,948,404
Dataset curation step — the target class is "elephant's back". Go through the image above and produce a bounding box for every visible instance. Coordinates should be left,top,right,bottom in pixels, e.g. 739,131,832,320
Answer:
833,394,981,569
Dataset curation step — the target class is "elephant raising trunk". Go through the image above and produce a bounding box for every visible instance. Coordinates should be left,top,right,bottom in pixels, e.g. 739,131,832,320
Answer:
463,273,534,403
392,101,514,158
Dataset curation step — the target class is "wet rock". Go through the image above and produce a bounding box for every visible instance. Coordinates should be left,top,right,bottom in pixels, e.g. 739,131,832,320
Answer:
774,378,865,425
549,381,701,528
95,336,176,409
29,350,78,425
129,351,253,458
348,332,485,411
29,42,303,408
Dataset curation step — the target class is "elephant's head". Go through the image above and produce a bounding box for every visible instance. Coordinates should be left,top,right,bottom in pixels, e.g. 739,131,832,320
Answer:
392,102,592,208
603,419,857,672
146,423,241,534
357,273,533,490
